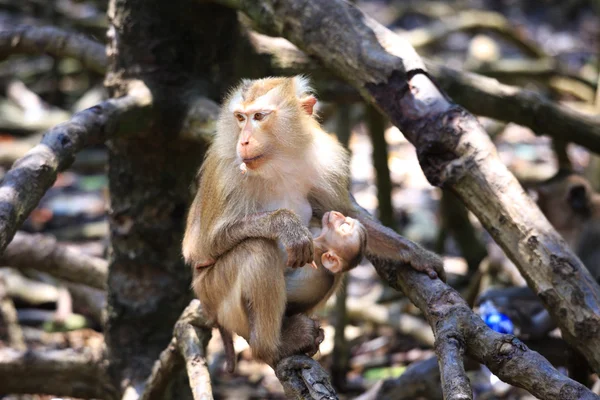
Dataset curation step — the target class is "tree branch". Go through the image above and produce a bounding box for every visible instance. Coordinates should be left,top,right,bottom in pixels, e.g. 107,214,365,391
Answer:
0,347,112,399
174,322,213,400
0,25,107,74
208,0,600,395
140,300,212,400
1,232,108,290
0,82,152,255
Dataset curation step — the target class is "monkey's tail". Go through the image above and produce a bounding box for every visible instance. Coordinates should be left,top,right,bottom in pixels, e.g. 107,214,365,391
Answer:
218,325,237,373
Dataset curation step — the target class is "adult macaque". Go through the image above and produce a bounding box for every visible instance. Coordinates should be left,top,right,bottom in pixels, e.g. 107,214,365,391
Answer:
535,170,600,282
182,76,444,367
200,210,367,372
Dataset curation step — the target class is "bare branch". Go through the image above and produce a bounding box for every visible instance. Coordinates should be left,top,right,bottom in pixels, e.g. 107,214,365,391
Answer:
140,300,212,400
1,232,108,290
0,25,107,74
175,322,213,400
436,338,471,400
0,83,152,255
0,347,112,399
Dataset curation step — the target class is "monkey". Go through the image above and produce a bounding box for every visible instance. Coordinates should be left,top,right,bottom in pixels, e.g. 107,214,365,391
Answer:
182,76,444,367
202,210,368,372
535,169,600,282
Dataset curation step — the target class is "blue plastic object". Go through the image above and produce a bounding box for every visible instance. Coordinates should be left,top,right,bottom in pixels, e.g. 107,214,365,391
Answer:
479,300,514,334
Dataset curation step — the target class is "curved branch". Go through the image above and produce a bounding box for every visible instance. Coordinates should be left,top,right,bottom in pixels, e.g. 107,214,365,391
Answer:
0,25,107,74
0,83,152,255
0,347,112,399
209,0,600,395
1,232,108,290
403,10,545,58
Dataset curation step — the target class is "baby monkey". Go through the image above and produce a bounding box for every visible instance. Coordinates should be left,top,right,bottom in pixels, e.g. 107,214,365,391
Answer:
193,210,367,372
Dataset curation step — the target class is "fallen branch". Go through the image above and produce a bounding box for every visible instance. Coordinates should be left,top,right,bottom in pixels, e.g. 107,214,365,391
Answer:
0,82,152,254
0,25,107,74
1,232,108,290
0,347,111,399
210,0,600,396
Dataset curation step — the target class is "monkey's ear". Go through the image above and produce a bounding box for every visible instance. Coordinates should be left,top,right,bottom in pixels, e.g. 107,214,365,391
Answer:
300,95,317,116
567,184,590,215
321,251,342,273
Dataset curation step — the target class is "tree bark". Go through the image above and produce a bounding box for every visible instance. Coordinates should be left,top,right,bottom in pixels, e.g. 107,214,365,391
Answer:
104,0,240,397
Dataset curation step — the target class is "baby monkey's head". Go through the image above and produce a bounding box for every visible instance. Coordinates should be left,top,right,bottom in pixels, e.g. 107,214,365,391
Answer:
313,211,367,274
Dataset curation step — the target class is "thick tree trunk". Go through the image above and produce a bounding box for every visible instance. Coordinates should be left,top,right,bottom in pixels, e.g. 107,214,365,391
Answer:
104,0,239,397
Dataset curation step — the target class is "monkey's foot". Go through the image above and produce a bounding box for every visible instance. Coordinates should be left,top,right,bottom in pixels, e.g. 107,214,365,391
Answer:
275,355,338,400
301,318,324,358
280,315,324,360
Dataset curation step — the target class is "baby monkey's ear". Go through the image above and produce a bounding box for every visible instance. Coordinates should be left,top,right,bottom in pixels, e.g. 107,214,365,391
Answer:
321,251,342,274
300,95,317,116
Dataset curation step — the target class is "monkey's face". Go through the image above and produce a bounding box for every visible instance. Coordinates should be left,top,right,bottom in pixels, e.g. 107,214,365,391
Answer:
315,211,366,273
225,77,318,173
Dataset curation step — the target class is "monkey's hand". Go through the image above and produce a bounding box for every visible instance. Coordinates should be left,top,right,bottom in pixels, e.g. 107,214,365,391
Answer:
277,216,314,268
400,243,446,281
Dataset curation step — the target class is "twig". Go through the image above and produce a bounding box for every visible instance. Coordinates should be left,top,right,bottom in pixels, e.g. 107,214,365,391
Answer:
0,25,107,74
0,84,152,255
0,347,111,399
1,232,108,290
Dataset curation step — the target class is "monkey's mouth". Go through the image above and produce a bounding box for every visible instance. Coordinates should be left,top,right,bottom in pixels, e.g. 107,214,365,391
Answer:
242,154,264,168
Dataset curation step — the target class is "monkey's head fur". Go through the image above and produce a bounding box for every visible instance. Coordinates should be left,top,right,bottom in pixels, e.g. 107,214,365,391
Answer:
213,76,321,175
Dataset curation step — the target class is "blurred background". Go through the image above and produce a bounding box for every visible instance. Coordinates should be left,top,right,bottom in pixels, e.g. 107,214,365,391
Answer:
0,0,599,399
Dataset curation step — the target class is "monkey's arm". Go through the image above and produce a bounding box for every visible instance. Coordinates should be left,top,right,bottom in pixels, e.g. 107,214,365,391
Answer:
207,209,314,268
348,196,446,281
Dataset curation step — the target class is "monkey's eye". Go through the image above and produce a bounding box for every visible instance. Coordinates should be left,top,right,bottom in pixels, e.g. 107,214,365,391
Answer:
235,113,245,122
253,112,265,121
